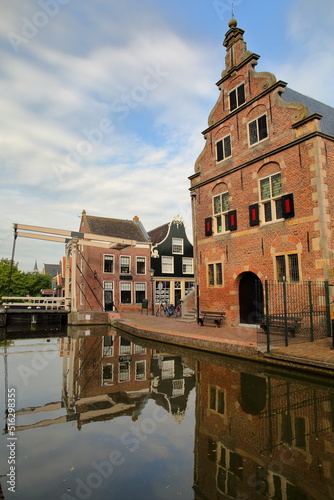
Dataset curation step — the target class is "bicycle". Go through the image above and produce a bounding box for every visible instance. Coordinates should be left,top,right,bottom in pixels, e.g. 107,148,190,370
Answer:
174,301,182,318
155,302,176,317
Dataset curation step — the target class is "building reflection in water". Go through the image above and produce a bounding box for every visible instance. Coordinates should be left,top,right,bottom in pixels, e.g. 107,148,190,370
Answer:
194,359,334,500
5,326,334,500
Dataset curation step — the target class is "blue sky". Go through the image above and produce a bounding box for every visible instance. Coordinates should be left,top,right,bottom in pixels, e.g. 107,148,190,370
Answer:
1,0,334,271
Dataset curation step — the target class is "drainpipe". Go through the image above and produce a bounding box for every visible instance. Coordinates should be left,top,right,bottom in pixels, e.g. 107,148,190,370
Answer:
190,190,199,323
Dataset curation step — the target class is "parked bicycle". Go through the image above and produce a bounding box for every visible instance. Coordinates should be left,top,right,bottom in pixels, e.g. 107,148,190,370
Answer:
174,300,182,318
155,302,177,317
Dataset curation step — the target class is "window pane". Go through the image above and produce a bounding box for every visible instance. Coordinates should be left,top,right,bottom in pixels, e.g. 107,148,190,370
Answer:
229,89,237,111
258,115,268,140
214,195,221,214
162,256,173,273
136,257,145,274
182,258,193,273
237,83,245,106
136,361,146,380
121,256,130,273
208,264,214,286
216,215,222,233
216,140,224,161
249,120,258,144
295,417,306,449
260,178,270,200
288,254,300,282
104,255,114,273
222,192,229,212
209,386,216,410
215,263,223,285
119,362,130,382
224,136,232,158
102,365,113,384
217,390,225,414
172,238,183,254
275,199,283,219
271,173,282,197
282,414,292,445
264,202,272,222
276,255,286,281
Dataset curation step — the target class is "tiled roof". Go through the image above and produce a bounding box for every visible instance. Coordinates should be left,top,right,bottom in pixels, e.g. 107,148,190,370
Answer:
83,215,149,242
282,87,334,136
148,223,169,245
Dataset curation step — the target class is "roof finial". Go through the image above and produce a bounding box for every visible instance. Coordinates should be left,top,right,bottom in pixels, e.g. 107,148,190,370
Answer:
228,1,237,28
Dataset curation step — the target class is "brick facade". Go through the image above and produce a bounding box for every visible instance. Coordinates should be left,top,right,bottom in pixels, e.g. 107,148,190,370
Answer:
190,20,334,326
77,213,151,313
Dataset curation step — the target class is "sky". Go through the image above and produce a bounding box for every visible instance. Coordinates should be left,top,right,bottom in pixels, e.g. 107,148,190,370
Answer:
1,0,334,272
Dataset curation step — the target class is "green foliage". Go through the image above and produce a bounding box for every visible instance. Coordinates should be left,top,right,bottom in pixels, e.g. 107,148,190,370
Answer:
0,258,52,298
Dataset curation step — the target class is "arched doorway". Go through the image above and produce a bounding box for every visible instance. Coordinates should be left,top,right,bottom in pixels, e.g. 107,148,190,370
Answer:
239,272,263,324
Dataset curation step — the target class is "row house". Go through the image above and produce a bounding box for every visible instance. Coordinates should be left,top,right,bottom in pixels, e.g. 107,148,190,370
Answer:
77,211,151,312
148,215,194,306
189,19,334,326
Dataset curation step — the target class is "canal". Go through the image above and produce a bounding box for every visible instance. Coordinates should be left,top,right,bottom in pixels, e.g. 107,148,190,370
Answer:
1,325,334,499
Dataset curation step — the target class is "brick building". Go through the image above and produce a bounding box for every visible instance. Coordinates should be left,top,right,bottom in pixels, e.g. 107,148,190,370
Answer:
189,19,334,326
77,211,151,312
194,359,334,500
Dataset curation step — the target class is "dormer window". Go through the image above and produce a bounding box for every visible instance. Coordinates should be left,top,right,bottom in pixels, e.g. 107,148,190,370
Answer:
229,83,245,111
216,135,232,162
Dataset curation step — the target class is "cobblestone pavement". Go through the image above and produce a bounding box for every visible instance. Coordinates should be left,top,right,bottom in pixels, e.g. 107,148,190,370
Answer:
117,312,334,373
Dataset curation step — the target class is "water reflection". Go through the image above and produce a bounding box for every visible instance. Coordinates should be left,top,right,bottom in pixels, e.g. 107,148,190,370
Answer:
0,326,334,499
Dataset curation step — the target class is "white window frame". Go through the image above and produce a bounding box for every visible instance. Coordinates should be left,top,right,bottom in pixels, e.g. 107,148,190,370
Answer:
119,336,132,355
135,282,146,304
213,192,230,234
172,238,184,254
120,282,132,304
136,256,146,275
208,262,223,287
248,113,268,146
161,256,174,274
119,361,130,382
275,253,301,282
216,135,232,162
102,364,113,385
120,255,131,274
102,335,114,357
103,254,114,273
135,360,146,381
182,257,193,274
259,172,283,224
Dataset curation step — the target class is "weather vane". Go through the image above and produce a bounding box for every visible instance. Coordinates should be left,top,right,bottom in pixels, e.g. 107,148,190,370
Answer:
231,2,235,18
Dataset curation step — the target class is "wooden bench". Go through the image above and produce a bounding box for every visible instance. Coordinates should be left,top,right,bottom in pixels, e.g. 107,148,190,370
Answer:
198,311,226,328
260,315,302,337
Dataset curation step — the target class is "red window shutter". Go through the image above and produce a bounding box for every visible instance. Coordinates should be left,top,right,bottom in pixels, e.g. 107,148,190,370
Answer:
205,217,212,236
228,210,237,231
282,193,295,219
249,203,259,226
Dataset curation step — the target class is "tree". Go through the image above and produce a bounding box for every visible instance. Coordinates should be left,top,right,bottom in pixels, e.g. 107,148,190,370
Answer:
0,259,52,297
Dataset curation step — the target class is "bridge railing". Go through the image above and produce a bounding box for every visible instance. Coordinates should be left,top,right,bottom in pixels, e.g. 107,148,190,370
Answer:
1,296,71,311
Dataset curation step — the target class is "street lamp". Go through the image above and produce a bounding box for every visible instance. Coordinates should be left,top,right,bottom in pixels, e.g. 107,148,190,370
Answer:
150,268,155,316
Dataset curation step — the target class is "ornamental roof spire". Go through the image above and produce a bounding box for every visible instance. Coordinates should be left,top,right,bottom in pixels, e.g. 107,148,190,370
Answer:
222,19,254,74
